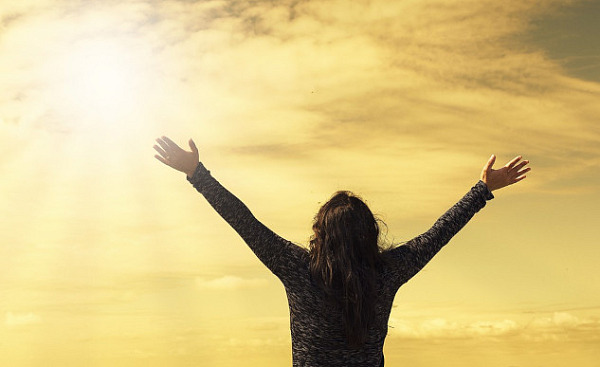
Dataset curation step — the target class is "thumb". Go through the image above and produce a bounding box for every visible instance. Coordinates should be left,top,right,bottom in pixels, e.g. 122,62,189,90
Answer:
189,139,198,154
484,154,496,172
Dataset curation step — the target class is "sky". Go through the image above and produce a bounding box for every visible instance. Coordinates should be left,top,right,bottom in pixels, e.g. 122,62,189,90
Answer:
1,0,599,366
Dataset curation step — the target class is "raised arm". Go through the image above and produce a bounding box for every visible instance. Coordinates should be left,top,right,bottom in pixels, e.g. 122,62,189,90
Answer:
385,155,530,287
154,136,301,277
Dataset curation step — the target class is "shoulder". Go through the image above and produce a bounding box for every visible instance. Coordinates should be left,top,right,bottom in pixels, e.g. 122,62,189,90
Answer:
281,241,310,263
270,240,310,279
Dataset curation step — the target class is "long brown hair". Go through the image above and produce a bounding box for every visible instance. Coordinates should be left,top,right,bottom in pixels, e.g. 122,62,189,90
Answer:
309,190,384,347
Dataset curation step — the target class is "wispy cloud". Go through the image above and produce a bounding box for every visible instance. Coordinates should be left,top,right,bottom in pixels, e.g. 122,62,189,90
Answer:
2,0,598,184
389,316,518,339
137,0,599,194
389,311,600,343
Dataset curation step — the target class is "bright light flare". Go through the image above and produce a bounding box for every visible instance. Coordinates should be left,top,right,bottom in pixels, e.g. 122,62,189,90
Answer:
68,43,132,106
55,37,151,133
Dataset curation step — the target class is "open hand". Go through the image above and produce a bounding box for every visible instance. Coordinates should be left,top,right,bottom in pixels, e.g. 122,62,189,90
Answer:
481,155,530,191
154,136,199,177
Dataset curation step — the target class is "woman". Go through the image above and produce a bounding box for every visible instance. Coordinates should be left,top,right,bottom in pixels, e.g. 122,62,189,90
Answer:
153,136,530,366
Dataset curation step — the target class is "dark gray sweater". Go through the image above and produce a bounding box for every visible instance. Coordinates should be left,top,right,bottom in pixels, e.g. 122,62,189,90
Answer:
188,163,494,366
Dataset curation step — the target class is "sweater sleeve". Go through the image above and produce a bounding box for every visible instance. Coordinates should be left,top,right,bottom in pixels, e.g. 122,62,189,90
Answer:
384,181,494,288
187,162,305,279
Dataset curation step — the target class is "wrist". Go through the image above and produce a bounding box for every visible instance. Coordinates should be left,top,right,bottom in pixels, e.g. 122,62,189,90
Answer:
186,162,200,178
482,179,495,192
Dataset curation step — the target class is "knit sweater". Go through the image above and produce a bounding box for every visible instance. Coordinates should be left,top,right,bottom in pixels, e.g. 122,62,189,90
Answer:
187,163,494,366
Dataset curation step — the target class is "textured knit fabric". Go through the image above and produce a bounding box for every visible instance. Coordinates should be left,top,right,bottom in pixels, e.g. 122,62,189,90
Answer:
187,162,494,367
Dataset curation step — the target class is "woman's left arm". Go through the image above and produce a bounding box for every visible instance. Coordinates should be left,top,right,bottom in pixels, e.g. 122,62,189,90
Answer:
387,181,493,283
386,155,530,285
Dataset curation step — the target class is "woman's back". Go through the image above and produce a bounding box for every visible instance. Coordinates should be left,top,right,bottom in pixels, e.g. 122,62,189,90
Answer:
275,244,392,366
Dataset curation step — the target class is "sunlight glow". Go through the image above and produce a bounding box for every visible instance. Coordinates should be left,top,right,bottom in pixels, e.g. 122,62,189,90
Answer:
57,37,149,131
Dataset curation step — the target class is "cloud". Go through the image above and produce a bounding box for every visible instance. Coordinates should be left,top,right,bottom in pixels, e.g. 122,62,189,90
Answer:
388,312,600,343
523,312,600,342
122,0,599,196
195,275,269,290
5,311,42,327
2,0,598,176
389,316,518,339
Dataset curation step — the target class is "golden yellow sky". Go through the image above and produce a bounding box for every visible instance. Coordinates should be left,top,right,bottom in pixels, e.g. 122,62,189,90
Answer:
1,0,599,366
